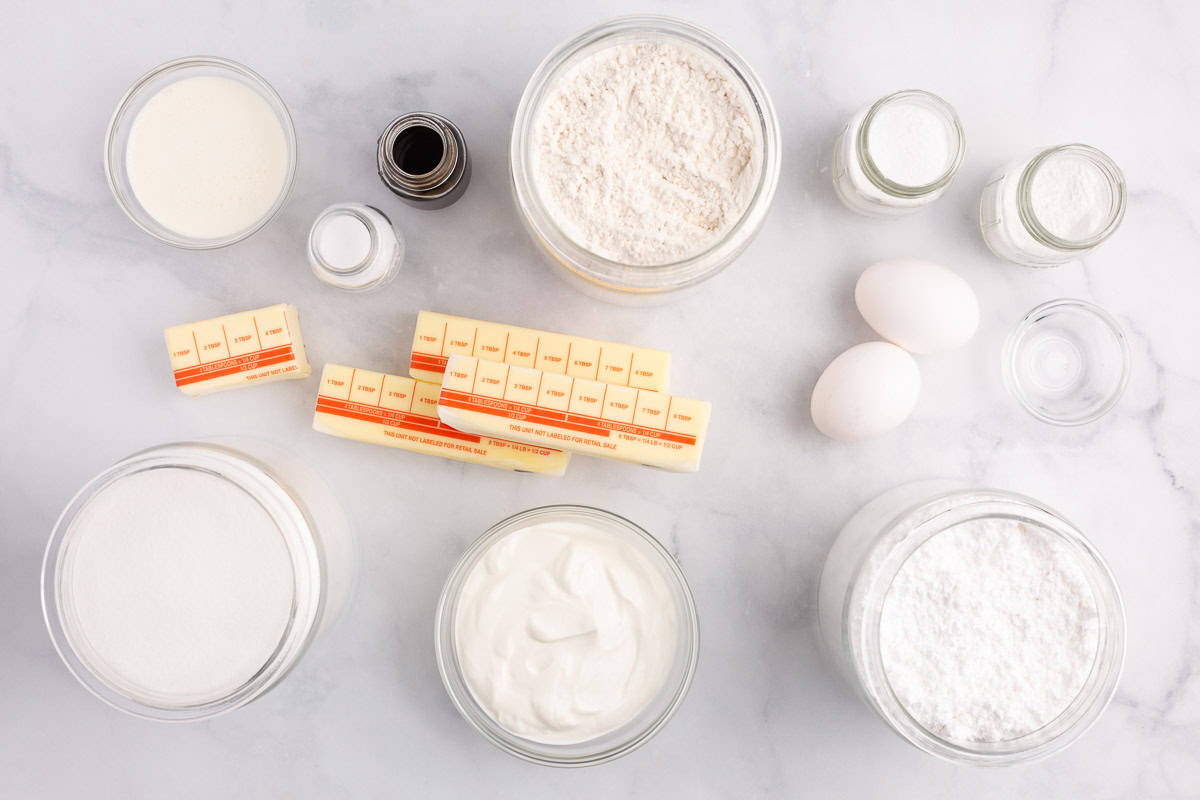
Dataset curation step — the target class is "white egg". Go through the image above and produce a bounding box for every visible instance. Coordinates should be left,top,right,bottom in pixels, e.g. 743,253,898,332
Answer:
855,258,979,354
810,342,921,441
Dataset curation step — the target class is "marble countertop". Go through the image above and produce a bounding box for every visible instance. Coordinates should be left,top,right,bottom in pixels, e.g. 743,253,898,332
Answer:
3,0,1199,796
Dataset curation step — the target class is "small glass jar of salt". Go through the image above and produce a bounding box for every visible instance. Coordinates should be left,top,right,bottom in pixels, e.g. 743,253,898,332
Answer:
980,144,1126,267
307,203,404,291
832,89,965,217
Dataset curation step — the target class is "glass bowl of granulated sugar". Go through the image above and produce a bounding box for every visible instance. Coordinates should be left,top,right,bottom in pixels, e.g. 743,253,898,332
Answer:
510,15,781,302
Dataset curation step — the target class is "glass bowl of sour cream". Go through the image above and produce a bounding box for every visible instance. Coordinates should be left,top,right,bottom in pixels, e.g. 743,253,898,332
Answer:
435,505,700,766
104,56,298,249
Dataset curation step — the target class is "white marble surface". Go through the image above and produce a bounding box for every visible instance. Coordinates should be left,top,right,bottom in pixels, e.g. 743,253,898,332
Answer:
3,0,1199,796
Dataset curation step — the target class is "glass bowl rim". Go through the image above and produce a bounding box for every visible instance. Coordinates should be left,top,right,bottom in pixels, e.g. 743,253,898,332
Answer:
433,503,700,766
41,441,325,722
1002,297,1131,426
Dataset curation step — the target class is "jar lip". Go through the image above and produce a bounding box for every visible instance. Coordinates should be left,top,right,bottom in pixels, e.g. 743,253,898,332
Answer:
856,89,966,197
433,504,700,766
845,488,1126,765
102,55,298,250
309,205,380,277
377,112,465,198
509,14,782,293
1017,144,1127,250
41,442,325,722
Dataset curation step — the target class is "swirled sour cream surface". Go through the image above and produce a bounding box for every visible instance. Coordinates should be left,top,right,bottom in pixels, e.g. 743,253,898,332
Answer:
454,520,678,744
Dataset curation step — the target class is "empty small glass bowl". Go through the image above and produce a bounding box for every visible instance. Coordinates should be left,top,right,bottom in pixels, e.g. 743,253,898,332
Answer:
1003,299,1130,425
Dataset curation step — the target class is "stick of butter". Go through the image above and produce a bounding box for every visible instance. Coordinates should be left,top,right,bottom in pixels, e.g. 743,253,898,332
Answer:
165,303,311,396
313,363,569,476
409,310,670,391
437,354,710,473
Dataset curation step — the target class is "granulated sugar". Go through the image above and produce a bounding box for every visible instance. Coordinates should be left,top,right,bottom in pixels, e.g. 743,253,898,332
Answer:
62,468,295,704
532,40,760,266
879,517,1100,743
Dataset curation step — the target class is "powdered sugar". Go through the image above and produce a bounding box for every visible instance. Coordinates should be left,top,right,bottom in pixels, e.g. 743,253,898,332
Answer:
879,517,1100,743
531,39,760,266
866,100,954,187
1030,152,1116,241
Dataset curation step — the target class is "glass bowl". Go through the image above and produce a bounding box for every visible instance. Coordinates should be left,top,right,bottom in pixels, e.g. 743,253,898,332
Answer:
104,56,298,249
1003,299,1131,425
41,440,352,722
509,16,782,301
435,505,700,766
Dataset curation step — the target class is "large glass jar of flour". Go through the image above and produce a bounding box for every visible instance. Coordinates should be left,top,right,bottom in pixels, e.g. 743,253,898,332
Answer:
979,144,1126,267
42,440,353,721
510,15,782,303
817,481,1125,765
832,90,966,217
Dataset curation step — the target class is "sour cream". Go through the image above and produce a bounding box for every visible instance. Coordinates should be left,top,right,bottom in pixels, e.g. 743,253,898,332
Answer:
453,520,678,745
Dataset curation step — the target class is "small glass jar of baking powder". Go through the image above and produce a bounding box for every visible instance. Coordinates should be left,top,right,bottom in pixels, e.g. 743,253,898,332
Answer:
979,144,1126,267
817,481,1125,765
307,203,404,291
832,90,966,217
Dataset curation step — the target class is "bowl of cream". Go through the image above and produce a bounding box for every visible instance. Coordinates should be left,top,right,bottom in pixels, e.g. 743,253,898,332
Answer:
435,505,699,766
104,56,297,248
509,16,781,299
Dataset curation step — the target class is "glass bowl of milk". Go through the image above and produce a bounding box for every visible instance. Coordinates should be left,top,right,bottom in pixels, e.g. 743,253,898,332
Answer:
41,440,352,721
435,505,700,766
104,56,298,249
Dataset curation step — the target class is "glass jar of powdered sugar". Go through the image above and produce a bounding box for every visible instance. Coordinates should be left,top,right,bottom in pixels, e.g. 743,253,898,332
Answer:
817,481,1125,765
980,144,1126,267
832,90,966,217
42,440,353,721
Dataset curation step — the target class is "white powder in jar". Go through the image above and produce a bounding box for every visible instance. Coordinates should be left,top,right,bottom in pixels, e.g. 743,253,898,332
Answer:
1029,152,1117,241
865,100,954,187
879,516,1100,743
531,40,761,266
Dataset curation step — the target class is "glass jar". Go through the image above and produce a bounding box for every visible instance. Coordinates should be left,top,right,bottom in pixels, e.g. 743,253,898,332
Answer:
104,56,298,249
41,440,353,722
817,482,1125,765
980,144,1126,267
832,90,965,217
377,112,471,209
307,202,405,291
435,505,699,766
509,15,781,303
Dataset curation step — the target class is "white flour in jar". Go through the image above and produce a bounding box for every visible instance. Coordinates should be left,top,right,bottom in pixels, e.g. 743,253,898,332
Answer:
531,40,761,266
879,517,1100,743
